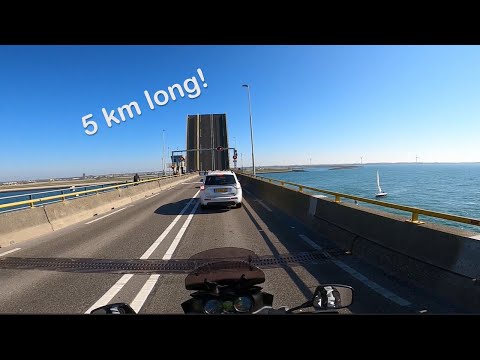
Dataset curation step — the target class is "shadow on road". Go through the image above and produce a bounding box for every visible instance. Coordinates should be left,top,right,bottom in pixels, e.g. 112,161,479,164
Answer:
242,192,370,314
242,203,314,301
154,199,193,216
154,199,231,215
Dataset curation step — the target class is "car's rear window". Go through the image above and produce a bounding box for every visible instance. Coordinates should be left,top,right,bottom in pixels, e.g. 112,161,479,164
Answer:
205,175,236,186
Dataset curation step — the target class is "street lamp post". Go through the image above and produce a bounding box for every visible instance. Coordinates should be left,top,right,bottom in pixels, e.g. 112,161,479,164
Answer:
242,84,256,177
162,130,166,176
168,146,170,175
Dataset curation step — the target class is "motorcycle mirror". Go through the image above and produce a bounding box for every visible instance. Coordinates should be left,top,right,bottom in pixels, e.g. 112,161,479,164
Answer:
90,303,137,314
312,284,353,310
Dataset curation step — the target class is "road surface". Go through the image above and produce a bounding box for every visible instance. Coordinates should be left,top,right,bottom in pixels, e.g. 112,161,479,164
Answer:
0,177,464,314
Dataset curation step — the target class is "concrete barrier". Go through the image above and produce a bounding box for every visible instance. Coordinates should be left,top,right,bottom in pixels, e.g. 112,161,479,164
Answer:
0,207,53,248
237,173,480,310
0,174,195,247
45,191,132,231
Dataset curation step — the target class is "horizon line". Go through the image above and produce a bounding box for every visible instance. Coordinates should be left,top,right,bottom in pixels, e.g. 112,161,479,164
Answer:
2,161,480,182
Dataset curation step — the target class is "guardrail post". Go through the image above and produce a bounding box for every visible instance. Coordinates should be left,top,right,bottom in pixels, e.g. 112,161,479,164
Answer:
61,190,66,201
269,179,272,183
29,194,34,208
299,186,303,192
335,195,341,203
408,212,424,224
281,181,284,186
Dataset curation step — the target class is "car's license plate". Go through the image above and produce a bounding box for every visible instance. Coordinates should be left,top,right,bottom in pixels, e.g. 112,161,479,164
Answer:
215,188,228,193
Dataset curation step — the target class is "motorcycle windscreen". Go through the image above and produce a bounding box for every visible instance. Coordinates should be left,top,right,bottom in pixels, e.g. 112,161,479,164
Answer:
185,247,265,290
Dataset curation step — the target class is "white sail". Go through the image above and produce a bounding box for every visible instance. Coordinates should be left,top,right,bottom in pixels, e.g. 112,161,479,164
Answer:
375,170,387,197
376,170,382,193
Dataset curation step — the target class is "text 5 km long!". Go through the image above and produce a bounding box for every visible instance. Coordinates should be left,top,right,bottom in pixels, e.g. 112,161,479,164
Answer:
81,68,208,136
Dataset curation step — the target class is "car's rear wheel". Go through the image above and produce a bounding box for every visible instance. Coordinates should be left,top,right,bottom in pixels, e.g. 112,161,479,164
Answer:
235,203,242,208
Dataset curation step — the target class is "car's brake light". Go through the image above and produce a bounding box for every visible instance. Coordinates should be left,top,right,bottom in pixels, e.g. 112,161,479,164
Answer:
200,185,205,191
235,183,241,189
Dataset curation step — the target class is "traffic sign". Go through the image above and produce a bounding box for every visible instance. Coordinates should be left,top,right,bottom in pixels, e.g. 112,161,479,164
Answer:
233,155,237,160
216,146,224,151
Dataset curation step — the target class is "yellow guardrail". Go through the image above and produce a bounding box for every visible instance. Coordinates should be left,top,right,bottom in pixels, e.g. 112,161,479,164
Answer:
239,173,480,227
0,175,183,211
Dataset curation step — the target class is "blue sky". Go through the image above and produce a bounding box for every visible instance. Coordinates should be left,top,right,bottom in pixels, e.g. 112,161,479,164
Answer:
1,45,480,181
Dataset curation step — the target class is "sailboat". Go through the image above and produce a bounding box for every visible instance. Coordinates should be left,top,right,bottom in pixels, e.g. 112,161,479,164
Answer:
375,170,387,197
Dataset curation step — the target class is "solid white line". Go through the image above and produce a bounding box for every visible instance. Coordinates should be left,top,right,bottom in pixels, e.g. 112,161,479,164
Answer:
84,190,200,313
298,234,411,307
85,274,134,313
0,248,21,257
131,198,200,313
140,190,200,259
130,275,160,313
145,193,160,199
163,200,200,260
85,206,133,224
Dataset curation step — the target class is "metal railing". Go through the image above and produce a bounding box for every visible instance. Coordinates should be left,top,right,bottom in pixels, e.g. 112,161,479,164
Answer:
240,173,480,227
0,183,111,200
0,175,183,212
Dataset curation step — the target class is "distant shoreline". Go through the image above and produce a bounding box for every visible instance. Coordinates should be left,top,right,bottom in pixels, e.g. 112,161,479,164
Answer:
3,162,480,184
328,165,362,170
254,162,480,168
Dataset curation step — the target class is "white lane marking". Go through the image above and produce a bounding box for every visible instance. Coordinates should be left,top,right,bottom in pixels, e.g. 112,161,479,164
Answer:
181,182,203,184
298,234,324,250
145,193,161,199
130,197,200,313
0,248,21,257
130,275,160,313
256,200,272,212
298,234,411,307
85,205,134,225
163,200,200,260
84,190,200,313
141,190,200,259
242,189,272,212
85,274,134,313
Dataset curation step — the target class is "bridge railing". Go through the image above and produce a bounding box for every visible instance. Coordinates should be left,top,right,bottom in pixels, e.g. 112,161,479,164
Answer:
0,175,182,212
239,173,480,227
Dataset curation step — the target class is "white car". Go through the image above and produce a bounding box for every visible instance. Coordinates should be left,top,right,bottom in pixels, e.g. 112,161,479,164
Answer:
199,171,243,209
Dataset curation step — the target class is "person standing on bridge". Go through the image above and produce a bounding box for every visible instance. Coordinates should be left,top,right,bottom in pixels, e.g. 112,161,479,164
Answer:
133,173,140,183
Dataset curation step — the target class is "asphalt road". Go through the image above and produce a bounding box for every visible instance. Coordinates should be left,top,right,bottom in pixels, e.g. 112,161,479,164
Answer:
0,177,464,314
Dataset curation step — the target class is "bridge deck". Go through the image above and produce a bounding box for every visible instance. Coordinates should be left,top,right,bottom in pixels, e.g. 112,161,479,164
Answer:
0,177,463,314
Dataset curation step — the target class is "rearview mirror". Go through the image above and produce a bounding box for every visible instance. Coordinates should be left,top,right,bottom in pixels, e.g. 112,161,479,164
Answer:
312,284,353,309
90,303,136,314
